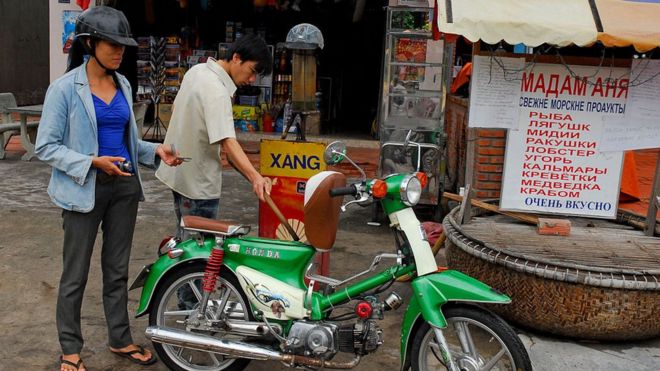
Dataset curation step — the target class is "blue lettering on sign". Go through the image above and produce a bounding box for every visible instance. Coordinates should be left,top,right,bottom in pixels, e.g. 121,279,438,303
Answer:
270,154,321,170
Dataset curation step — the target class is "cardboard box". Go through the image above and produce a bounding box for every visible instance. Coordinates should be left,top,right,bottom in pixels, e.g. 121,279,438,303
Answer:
304,111,321,136
232,105,260,120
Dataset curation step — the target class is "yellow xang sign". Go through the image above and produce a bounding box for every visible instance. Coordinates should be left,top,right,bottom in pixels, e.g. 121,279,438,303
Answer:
260,140,326,178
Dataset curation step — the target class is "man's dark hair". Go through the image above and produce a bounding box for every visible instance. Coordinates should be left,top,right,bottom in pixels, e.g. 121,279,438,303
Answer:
226,34,273,76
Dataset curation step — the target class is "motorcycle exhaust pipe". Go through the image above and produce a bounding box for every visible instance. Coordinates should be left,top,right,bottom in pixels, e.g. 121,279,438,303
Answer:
146,326,361,369
225,320,280,337
146,326,281,361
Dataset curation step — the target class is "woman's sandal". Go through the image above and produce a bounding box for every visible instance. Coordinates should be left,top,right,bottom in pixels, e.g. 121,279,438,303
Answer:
59,355,84,370
110,344,157,365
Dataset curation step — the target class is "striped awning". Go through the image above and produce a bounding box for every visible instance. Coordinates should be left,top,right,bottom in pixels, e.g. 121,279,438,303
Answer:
436,0,660,52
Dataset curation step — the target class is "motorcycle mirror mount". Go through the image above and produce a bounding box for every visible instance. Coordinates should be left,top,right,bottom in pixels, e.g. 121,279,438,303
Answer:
403,129,422,172
324,141,367,181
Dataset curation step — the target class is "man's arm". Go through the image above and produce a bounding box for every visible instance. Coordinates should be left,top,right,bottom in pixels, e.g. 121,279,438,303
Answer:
221,137,271,201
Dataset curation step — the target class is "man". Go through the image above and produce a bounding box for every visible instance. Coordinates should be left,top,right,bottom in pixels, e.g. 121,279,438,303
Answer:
156,34,272,238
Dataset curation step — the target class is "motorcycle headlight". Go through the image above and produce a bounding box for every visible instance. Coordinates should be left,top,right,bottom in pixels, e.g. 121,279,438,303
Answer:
400,174,422,206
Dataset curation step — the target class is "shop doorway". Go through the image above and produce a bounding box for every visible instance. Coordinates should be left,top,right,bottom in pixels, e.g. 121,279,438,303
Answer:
0,0,49,105
115,0,384,139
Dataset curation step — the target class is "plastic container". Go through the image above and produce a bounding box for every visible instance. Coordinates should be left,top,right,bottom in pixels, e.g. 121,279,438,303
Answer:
238,95,259,106
274,117,283,133
234,119,257,132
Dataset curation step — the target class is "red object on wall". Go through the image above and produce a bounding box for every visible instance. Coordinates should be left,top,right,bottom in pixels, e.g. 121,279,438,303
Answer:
450,62,472,94
76,0,91,10
432,0,441,40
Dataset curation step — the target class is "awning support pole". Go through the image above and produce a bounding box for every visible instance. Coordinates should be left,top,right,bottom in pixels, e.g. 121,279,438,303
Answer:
645,151,660,236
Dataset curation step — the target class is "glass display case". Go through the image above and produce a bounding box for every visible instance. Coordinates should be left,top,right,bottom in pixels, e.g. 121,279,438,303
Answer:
377,1,452,214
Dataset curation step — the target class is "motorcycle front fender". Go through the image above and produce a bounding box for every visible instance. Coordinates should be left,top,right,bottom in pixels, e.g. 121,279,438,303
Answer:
399,270,511,370
133,238,215,317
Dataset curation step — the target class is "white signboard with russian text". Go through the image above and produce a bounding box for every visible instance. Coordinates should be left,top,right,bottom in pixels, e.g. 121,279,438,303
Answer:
500,64,626,218
601,59,660,151
468,56,525,129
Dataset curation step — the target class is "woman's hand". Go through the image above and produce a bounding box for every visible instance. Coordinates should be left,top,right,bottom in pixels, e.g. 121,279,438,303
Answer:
156,144,183,166
92,156,132,176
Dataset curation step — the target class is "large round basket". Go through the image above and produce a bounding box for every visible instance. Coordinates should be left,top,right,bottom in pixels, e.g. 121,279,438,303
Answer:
443,206,660,341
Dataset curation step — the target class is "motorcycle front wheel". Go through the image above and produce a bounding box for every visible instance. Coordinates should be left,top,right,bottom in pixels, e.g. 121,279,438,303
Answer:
149,263,252,371
410,305,532,371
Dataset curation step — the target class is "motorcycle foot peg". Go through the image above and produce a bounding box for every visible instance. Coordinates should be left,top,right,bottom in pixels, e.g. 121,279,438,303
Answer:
384,292,403,311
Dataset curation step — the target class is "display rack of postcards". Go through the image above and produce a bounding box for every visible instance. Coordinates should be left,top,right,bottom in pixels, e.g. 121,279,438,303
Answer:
142,36,181,140
136,37,152,103
162,37,181,105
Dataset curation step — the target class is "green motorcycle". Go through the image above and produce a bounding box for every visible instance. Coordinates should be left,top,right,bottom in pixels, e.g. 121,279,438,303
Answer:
130,137,532,371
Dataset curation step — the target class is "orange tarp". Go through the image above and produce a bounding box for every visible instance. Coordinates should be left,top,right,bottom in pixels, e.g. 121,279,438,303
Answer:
596,0,660,52
620,152,642,201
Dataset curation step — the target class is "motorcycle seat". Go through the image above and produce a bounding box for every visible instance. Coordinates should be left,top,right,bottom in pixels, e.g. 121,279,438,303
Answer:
181,216,251,237
304,171,346,251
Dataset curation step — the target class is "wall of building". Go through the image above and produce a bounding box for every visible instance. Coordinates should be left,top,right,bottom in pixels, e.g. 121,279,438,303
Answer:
444,95,468,193
0,0,49,105
444,96,507,199
471,128,506,198
49,0,87,82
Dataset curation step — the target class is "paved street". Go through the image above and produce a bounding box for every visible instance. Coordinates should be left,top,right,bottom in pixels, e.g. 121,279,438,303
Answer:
0,153,658,370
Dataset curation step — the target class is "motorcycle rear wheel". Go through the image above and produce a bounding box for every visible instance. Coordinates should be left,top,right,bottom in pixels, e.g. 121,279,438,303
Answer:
149,263,253,371
411,305,531,371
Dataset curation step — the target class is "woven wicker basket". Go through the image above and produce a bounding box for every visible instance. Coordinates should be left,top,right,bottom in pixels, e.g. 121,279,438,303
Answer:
443,207,660,341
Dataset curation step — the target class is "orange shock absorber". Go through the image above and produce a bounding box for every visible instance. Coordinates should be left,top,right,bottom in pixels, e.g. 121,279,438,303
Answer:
202,248,224,293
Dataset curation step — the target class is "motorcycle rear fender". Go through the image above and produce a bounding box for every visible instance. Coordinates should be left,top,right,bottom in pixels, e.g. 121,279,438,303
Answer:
399,270,510,370
134,239,216,317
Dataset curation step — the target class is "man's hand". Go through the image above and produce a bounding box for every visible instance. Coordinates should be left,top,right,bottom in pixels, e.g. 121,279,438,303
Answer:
252,175,272,202
92,156,132,176
156,144,184,166
222,137,272,201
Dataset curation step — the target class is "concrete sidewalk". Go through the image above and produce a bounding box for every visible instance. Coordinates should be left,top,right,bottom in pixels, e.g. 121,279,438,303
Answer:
0,154,660,371
0,153,658,370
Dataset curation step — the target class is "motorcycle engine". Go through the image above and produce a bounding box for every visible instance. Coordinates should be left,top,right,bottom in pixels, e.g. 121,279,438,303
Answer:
285,320,383,358
286,321,339,359
338,320,384,355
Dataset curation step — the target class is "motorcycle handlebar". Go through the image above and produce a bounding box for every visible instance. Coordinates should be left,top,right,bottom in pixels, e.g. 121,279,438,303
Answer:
329,185,357,197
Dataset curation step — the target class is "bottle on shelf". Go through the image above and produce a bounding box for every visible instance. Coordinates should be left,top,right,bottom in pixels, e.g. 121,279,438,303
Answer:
279,49,287,74
263,110,273,132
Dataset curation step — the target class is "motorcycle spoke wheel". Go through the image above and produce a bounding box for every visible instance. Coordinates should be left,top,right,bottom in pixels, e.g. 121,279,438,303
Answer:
411,306,531,371
150,265,252,371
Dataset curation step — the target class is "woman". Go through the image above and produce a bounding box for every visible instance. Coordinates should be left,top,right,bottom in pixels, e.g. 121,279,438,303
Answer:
35,6,182,371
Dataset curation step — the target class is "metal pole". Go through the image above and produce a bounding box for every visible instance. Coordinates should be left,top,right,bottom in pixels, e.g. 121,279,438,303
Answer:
644,151,660,236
